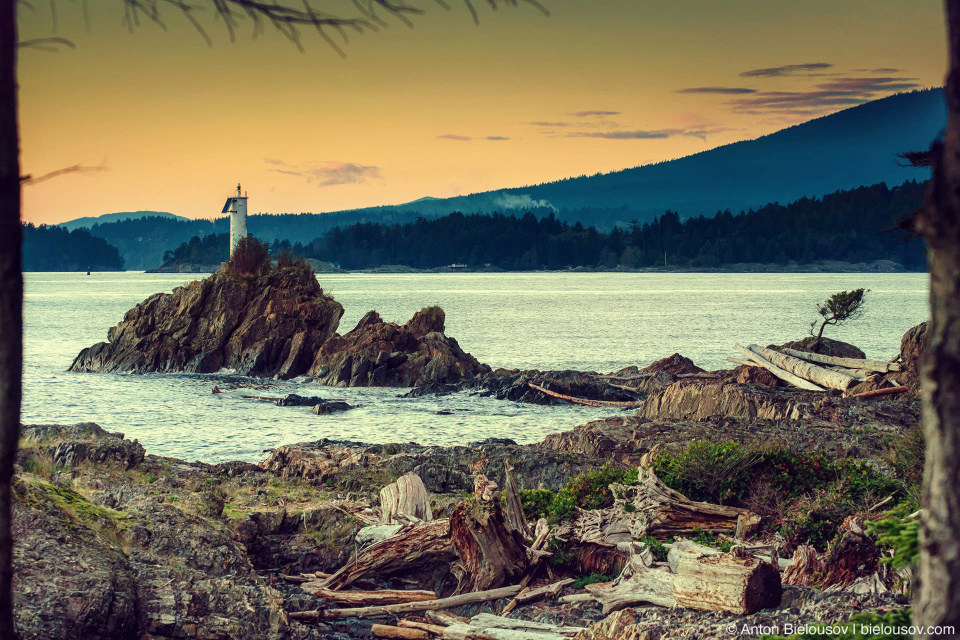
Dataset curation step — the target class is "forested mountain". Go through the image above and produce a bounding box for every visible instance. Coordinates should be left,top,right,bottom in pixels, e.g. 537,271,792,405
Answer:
332,88,942,228
58,210,189,232
22,224,125,271
162,180,927,271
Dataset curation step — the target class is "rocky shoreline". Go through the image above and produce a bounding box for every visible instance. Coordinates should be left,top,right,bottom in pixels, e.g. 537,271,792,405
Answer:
14,365,921,638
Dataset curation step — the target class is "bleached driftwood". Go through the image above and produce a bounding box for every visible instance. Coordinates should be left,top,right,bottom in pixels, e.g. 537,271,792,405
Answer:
501,462,528,538
381,473,433,524
557,593,597,605
300,587,437,605
588,540,781,615
443,614,585,640
735,344,824,391
554,448,761,547
469,614,584,635
321,519,455,590
779,348,901,373
727,357,757,367
291,584,523,620
752,345,858,391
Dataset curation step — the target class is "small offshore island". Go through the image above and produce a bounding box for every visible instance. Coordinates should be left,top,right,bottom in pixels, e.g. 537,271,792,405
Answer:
12,247,927,640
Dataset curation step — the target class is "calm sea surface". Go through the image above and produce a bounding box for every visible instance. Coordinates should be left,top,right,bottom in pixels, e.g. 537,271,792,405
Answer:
23,272,929,463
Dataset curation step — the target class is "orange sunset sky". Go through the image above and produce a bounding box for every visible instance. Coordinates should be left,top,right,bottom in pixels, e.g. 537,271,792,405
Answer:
17,0,948,225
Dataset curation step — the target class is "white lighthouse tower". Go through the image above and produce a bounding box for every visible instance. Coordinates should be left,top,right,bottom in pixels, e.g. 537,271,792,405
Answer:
222,183,248,257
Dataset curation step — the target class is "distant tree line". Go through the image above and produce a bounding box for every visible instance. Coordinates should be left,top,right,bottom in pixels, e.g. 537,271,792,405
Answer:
160,180,928,271
22,223,124,271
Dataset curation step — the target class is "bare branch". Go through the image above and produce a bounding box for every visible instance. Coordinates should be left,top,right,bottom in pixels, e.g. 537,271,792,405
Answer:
20,164,108,186
16,36,75,51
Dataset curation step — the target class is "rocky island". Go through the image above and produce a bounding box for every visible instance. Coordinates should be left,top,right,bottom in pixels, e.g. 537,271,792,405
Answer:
69,260,489,385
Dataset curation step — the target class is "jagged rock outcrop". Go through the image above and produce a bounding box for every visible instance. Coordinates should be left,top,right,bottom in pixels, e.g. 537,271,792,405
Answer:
13,424,313,640
307,307,490,387
70,267,344,379
69,269,489,386
636,381,817,422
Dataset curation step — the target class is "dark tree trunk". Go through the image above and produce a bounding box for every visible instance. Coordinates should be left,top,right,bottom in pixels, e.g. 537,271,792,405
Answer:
915,1,960,631
0,0,20,637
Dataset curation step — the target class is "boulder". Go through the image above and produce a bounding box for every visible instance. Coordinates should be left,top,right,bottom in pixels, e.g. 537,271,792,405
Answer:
636,381,816,422
307,307,490,387
776,336,866,360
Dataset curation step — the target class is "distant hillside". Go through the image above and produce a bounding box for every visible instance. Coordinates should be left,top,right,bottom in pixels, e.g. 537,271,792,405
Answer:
160,179,928,272
332,88,943,228
23,224,125,271
59,210,188,232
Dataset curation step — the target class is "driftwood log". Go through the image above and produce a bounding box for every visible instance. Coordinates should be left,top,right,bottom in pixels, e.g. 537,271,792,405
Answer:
299,587,437,605
450,475,530,594
528,383,644,408
849,386,909,399
443,614,585,640
751,345,859,391
554,449,761,547
291,584,524,620
735,344,824,391
372,625,431,640
779,348,901,373
322,519,455,591
398,620,447,635
588,540,781,615
381,473,433,524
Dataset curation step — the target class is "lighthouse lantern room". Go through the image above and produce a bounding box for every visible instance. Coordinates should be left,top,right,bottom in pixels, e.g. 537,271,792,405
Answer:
222,183,248,257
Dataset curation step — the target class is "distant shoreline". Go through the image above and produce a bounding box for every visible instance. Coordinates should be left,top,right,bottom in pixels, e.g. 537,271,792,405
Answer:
140,258,923,275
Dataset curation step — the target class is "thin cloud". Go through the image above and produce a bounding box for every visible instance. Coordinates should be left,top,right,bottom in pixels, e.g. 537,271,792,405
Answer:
570,110,621,117
740,62,833,77
525,121,571,127
815,77,919,92
854,67,900,74
569,129,682,139
437,134,472,141
728,76,920,115
676,87,757,94
267,160,381,187
484,136,510,141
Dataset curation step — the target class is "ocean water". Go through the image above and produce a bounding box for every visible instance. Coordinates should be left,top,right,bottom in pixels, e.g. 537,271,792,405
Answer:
22,271,929,463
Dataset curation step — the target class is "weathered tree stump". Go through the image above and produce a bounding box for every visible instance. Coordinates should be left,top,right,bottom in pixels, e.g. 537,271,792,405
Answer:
450,474,530,594
782,545,824,587
322,519,455,590
381,473,433,524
